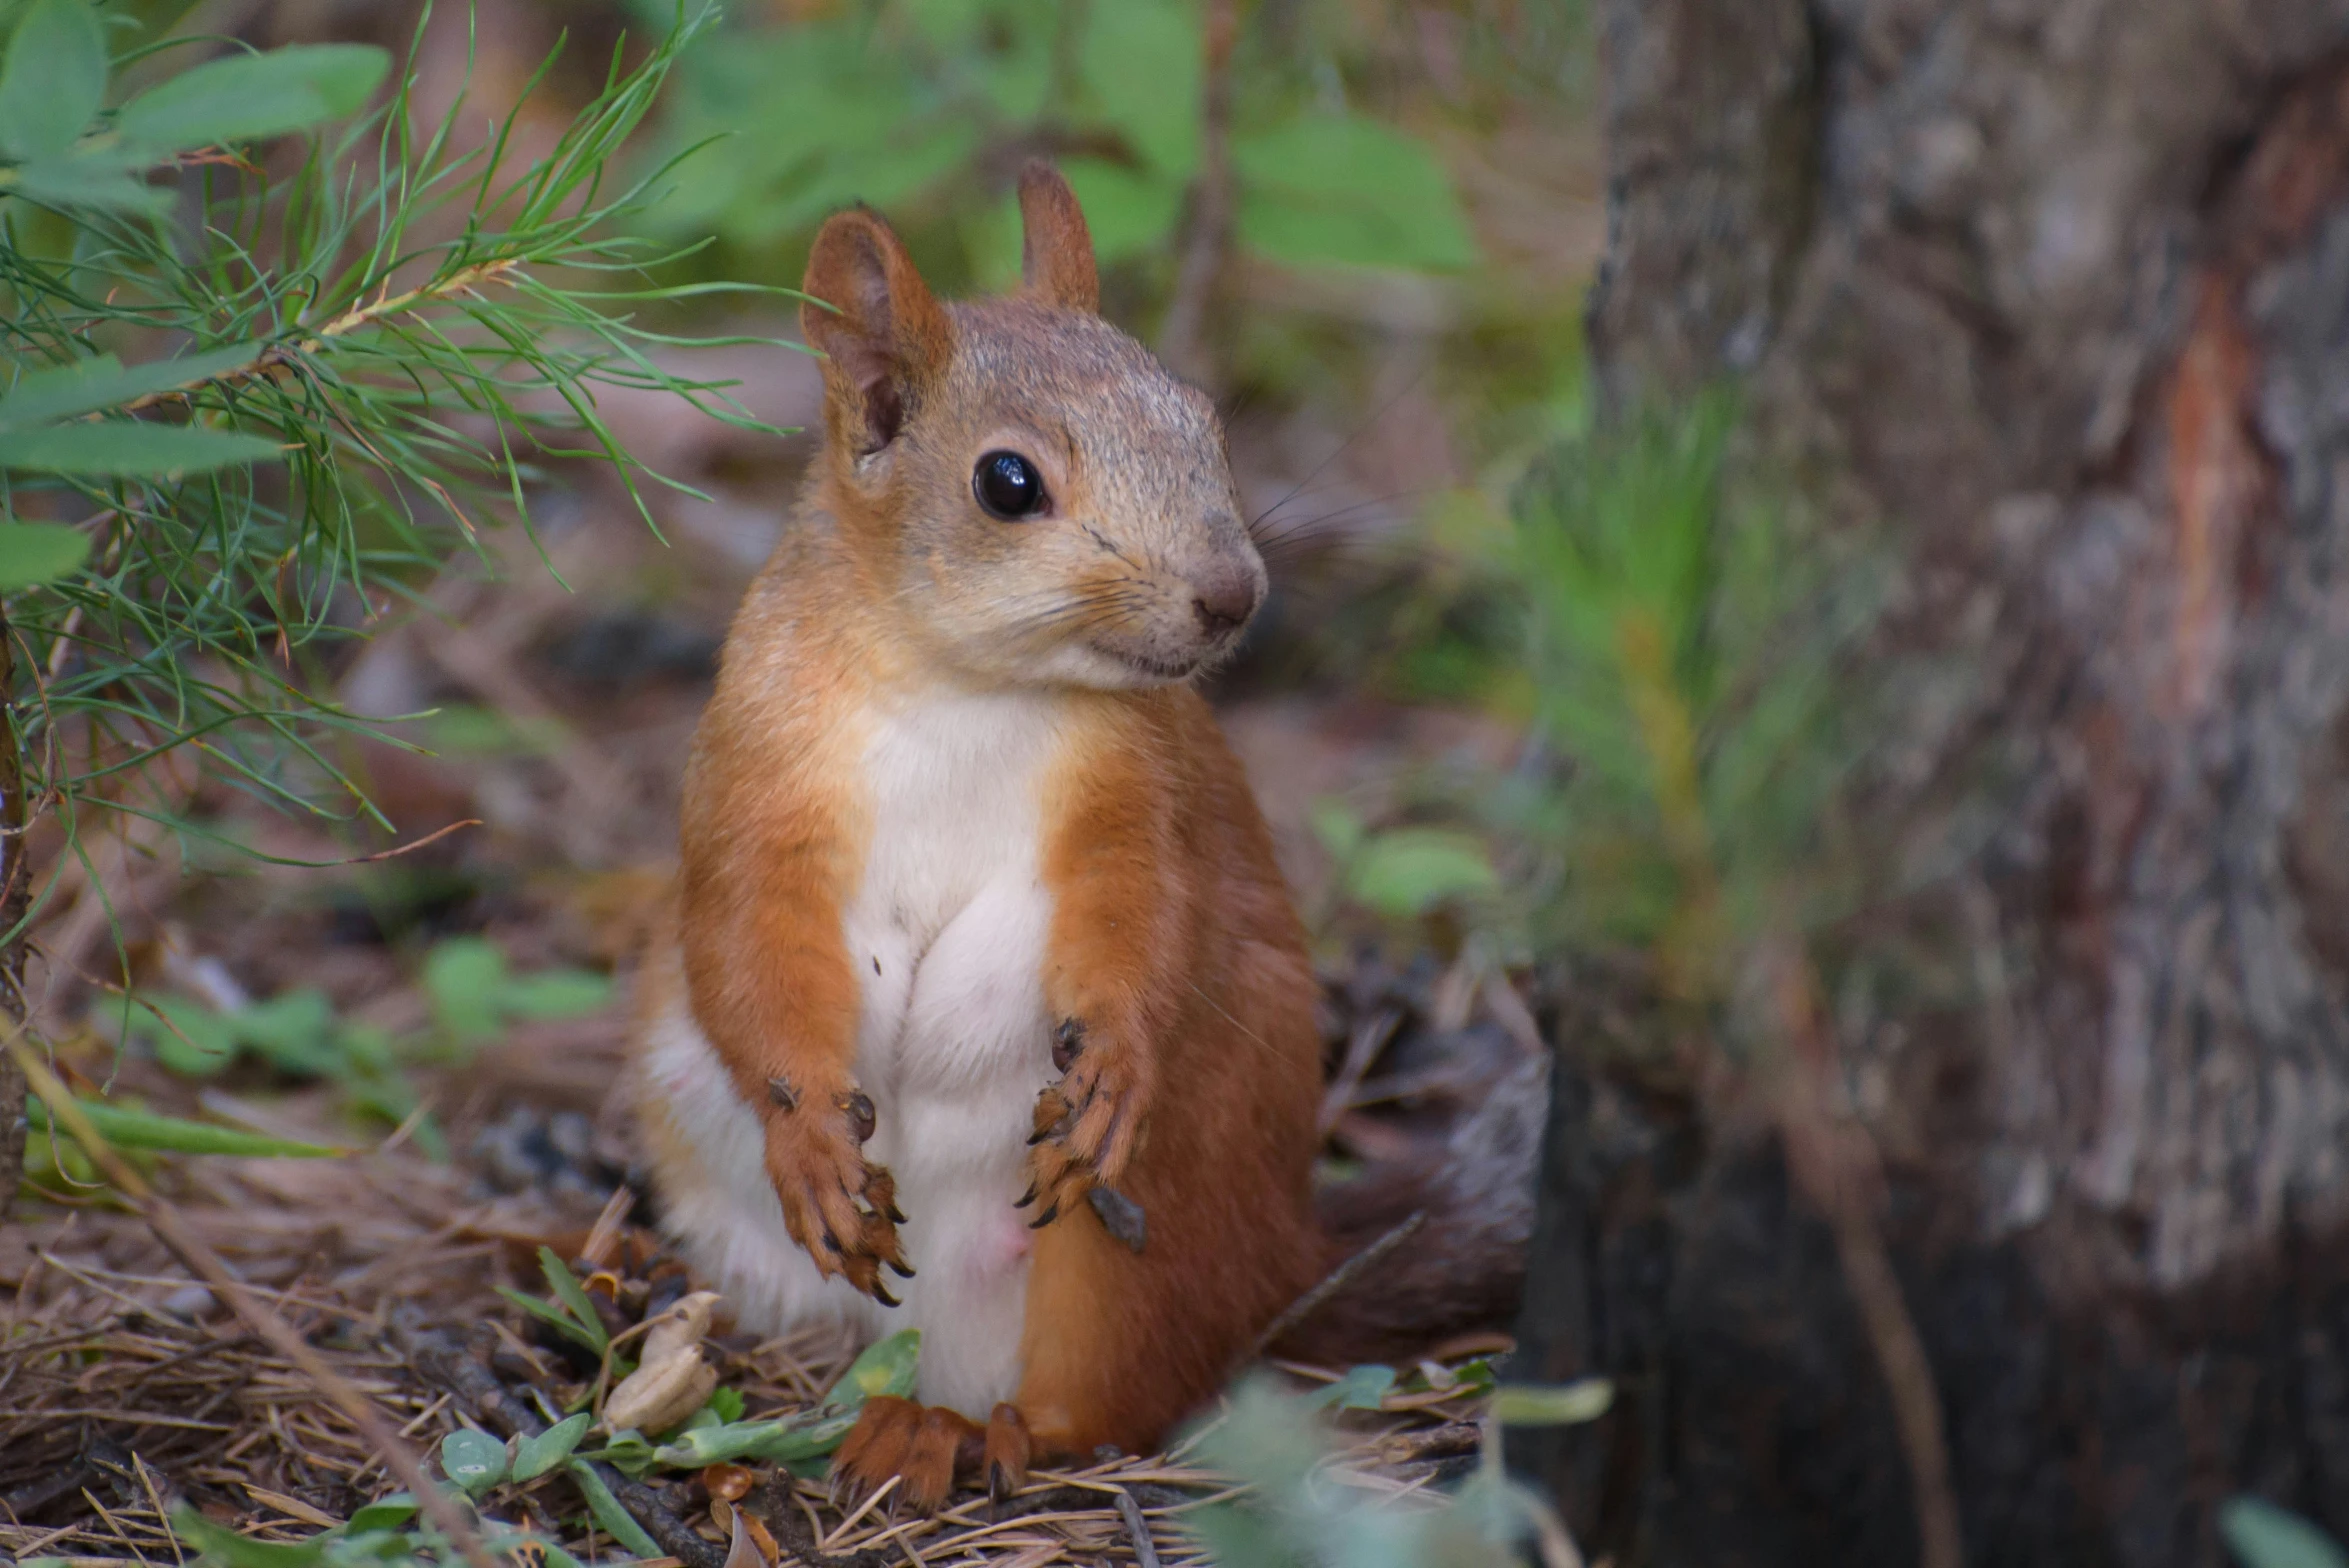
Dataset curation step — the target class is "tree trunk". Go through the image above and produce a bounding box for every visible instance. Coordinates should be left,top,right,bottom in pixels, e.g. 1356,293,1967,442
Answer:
1512,4,2349,1565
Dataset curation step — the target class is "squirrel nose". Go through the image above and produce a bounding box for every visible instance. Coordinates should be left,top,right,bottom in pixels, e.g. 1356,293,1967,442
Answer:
1191,561,1261,638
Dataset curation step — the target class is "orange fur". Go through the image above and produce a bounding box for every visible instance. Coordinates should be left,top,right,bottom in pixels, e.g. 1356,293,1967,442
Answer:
1015,691,1323,1454
1018,162,1100,313
652,165,1331,1506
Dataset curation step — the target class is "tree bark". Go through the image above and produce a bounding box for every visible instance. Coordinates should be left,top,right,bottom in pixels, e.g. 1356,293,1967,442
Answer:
1512,4,2349,1565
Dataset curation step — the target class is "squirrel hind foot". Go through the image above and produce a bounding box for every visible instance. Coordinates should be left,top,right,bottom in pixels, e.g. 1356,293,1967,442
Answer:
832,1396,985,1515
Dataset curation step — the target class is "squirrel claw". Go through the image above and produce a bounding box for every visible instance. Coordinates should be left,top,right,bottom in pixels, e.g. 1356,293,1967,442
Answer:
1024,1040,1147,1225
765,1094,908,1304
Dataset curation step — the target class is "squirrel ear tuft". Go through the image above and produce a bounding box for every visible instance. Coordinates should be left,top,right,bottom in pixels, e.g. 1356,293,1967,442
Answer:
801,207,952,456
1018,162,1100,314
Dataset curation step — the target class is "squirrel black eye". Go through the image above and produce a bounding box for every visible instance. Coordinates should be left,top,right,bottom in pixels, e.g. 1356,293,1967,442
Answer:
973,450,1048,520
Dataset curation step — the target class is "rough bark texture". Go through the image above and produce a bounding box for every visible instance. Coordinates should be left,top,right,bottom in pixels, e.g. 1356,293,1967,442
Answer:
1513,4,2349,1565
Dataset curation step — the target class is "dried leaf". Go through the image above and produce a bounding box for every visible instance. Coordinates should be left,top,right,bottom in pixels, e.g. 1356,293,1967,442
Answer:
602,1290,723,1435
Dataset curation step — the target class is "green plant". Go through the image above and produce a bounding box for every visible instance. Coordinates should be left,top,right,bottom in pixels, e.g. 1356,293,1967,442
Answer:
493,1245,616,1359
1503,398,1967,1568
1310,799,1500,926
121,934,611,1154
493,1245,923,1472
0,0,768,1192
644,0,1476,288
3,0,749,855
1503,394,1881,1003
18,1084,342,1198
1180,1372,1605,1568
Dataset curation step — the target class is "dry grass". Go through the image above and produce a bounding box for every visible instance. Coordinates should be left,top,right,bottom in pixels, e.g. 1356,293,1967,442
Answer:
1,1119,1496,1568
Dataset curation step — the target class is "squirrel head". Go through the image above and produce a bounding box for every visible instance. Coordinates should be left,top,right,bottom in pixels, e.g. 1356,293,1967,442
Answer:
799,163,1265,690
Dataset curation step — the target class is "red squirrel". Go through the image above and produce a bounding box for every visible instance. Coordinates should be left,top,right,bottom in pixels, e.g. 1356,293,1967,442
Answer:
630,163,1534,1510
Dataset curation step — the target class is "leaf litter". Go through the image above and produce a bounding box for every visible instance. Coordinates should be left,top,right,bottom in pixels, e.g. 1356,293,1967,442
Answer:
1,962,1525,1568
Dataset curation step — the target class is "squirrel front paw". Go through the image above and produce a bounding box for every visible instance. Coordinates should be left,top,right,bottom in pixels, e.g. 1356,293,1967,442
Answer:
1018,1018,1150,1228
762,1078,912,1304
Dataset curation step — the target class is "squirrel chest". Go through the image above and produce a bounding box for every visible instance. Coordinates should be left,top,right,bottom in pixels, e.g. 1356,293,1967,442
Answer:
840,686,1065,1412
642,684,1068,1418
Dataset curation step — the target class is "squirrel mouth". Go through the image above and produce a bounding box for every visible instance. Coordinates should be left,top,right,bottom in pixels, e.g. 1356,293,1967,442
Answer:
1110,649,1203,682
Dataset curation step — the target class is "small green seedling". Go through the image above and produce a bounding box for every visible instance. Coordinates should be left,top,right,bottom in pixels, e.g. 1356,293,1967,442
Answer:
494,1247,612,1358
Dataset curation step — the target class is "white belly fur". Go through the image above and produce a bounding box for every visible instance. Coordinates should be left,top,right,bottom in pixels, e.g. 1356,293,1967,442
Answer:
639,686,1063,1420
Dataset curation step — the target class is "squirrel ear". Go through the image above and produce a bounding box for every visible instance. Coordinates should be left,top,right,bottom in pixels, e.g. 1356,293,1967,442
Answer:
801,207,952,456
1018,162,1100,313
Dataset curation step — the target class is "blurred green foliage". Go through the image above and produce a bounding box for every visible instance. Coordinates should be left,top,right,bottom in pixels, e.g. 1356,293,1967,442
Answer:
2223,1499,2349,1568
1311,796,1497,923
641,0,1480,295
1497,394,1884,1013
1182,1371,1602,1567
119,934,610,1153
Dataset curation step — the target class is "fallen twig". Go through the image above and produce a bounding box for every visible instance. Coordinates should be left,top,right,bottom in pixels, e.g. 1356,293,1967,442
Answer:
1114,1489,1162,1568
7,1035,497,1568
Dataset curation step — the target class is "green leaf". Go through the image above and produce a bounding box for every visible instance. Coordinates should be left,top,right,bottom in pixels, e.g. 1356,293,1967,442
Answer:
1235,115,1477,273
2221,1498,2349,1568
0,0,105,160
827,1327,922,1410
1306,798,1366,865
344,1494,418,1533
654,1329,923,1469
495,1285,607,1356
1345,828,1498,918
651,1412,835,1469
423,936,508,1043
1492,1378,1614,1427
131,996,240,1077
229,988,341,1075
585,1429,657,1479
537,1245,610,1354
29,1094,343,1158
1061,159,1184,265
704,1386,746,1424
498,969,613,1021
0,522,87,591
566,1460,661,1558
0,344,265,427
175,1510,326,1568
5,152,163,211
439,1427,510,1499
1312,1364,1396,1411
115,43,389,154
0,421,280,477
1077,0,1199,177
512,1412,591,1482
